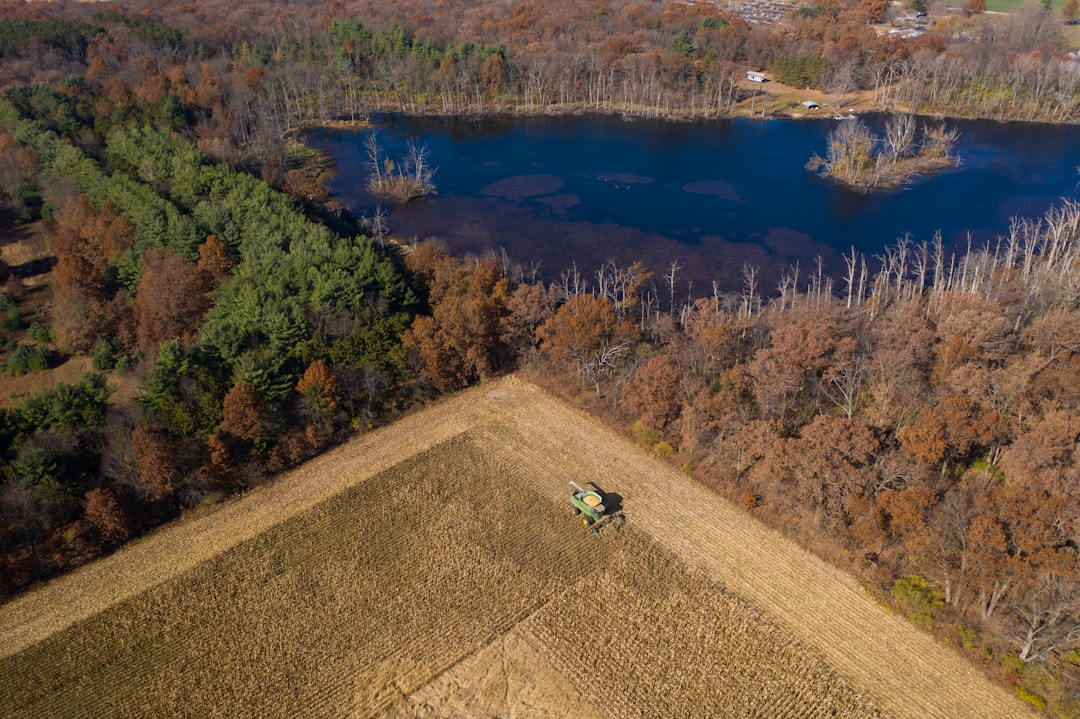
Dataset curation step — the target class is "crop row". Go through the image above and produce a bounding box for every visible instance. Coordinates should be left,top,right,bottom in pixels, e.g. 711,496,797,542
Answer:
0,433,595,719
2,377,1022,719
523,531,884,719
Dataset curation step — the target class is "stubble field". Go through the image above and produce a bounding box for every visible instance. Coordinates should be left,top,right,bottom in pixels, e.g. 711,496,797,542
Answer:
0,377,1034,718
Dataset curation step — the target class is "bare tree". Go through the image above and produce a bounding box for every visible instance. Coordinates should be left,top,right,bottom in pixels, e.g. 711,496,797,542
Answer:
360,205,389,249
364,132,383,186
829,57,858,110
777,262,800,312
823,356,869,419
665,259,682,315
884,113,917,161
741,263,760,318
920,123,961,159
844,247,860,309
1012,572,1080,665
558,262,587,300
404,140,437,196
366,136,437,202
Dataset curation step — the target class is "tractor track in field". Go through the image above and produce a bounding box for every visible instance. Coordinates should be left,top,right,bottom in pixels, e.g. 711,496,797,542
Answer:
472,377,1032,719
0,375,1035,718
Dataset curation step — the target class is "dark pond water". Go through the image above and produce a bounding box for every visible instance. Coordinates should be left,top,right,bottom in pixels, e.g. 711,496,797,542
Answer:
306,114,1080,293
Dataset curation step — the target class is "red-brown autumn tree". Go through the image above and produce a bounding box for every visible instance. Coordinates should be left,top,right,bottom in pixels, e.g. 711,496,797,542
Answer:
135,246,214,356
81,487,130,548
536,293,637,393
296,359,340,434
624,354,682,432
196,234,234,285
403,256,509,391
220,381,264,443
51,196,134,353
129,425,177,502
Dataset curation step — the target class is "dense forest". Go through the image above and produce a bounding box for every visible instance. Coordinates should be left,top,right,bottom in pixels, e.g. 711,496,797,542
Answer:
0,0,1078,715
0,0,1077,187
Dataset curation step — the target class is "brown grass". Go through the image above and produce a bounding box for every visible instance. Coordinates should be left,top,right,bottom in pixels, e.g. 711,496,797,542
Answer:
734,77,879,119
368,177,435,203
0,356,92,409
0,222,51,268
0,377,1035,718
0,221,52,288
0,357,141,410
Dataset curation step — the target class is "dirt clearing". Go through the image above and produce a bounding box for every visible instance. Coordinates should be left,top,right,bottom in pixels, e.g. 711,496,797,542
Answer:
0,376,1034,718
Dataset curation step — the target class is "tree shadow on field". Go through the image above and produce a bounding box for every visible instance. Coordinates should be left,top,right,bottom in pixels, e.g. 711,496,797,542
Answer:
588,483,623,515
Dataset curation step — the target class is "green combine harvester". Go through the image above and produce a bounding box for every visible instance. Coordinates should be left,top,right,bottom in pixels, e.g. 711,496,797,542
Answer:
569,481,624,533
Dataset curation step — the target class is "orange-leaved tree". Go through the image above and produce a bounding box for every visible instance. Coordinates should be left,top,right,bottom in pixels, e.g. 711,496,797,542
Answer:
296,359,340,434
536,294,637,394
624,354,683,433
403,256,509,391
128,425,178,502
81,487,130,548
135,247,214,358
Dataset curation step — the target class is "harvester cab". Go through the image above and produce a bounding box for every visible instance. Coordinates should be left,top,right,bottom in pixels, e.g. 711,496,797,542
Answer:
569,481,624,533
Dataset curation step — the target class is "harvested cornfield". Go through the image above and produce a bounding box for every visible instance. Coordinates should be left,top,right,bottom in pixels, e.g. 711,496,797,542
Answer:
0,377,1035,719
523,532,882,719
0,437,597,718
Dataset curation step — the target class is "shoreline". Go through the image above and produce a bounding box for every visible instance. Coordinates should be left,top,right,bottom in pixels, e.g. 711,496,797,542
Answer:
282,69,1074,128
294,96,1080,131
811,154,962,193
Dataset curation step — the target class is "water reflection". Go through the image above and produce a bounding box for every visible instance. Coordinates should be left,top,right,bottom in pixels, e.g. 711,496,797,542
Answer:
307,114,1080,293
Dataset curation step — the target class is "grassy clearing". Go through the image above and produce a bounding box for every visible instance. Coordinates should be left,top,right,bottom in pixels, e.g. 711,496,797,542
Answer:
0,221,51,270
956,0,1068,11
1064,21,1080,47
0,356,93,409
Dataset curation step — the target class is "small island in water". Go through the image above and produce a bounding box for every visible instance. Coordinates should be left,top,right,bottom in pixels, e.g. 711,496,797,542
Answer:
364,133,438,202
806,114,960,193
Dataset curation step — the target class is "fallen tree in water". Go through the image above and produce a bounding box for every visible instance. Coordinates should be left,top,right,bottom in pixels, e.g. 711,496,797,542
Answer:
807,114,960,193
